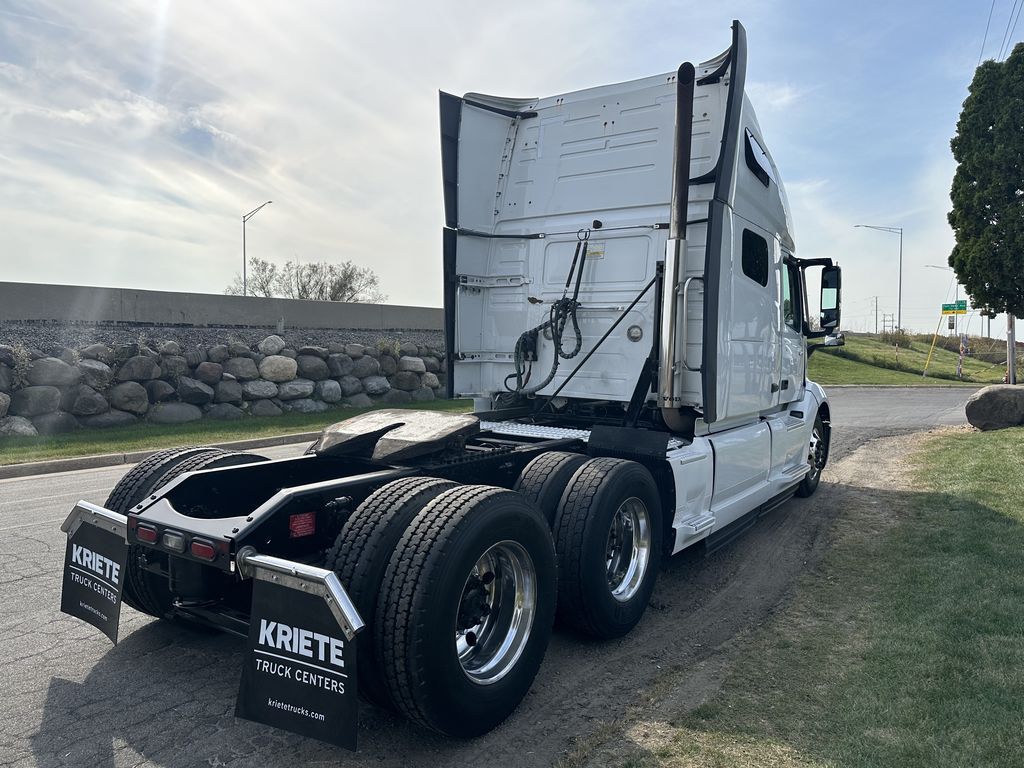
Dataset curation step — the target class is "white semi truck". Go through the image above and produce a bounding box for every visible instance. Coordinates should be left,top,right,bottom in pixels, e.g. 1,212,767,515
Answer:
59,20,840,750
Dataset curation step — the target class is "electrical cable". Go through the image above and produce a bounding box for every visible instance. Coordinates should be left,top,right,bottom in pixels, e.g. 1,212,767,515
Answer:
1002,0,1024,58
980,0,998,64
997,0,1023,60
502,229,590,398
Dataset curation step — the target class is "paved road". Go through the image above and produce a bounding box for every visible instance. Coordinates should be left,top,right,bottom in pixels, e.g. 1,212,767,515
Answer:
0,387,977,768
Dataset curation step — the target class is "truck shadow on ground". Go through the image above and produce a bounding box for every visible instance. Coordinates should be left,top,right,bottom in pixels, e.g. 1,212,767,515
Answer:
31,460,934,768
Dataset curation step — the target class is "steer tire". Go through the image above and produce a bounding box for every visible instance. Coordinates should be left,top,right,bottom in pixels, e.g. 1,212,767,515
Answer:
104,446,267,620
377,485,556,737
513,451,589,527
795,414,828,497
553,457,662,639
325,476,457,709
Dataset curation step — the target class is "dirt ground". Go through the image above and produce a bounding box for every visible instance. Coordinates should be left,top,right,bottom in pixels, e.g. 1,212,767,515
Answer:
10,429,938,768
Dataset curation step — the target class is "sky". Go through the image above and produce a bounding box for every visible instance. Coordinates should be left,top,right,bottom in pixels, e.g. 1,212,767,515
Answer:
0,0,1020,339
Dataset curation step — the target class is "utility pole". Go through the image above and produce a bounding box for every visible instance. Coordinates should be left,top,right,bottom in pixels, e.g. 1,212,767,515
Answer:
1007,313,1015,385
242,201,273,297
870,295,879,335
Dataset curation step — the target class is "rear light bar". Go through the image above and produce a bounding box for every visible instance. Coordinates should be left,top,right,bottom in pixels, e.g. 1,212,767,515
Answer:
136,524,158,543
190,539,217,561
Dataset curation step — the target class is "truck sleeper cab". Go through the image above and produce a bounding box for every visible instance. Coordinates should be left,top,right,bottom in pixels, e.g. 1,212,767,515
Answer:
59,20,840,748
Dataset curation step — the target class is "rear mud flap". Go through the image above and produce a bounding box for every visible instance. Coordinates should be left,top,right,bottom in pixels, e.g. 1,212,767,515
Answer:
60,502,129,643
234,547,364,750
58,505,365,751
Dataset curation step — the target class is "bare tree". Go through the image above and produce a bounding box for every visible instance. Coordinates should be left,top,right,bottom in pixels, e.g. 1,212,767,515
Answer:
224,258,386,303
223,257,280,297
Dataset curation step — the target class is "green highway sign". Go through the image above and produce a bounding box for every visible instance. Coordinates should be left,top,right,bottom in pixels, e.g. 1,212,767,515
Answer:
941,300,968,315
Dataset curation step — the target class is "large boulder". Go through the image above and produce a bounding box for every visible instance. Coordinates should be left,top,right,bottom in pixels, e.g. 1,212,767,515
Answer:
228,341,252,357
399,341,419,357
178,376,215,405
242,379,279,400
286,398,329,414
250,399,283,417
108,382,149,414
327,354,354,377
78,359,113,390
224,357,260,381
378,355,398,376
362,375,390,396
80,343,114,365
160,355,189,380
258,335,286,356
10,386,61,417
205,403,244,420
145,379,177,403
351,356,380,378
421,372,441,389
278,379,315,400
0,363,13,393
79,409,137,429
298,345,329,359
398,356,426,374
965,385,1024,431
32,411,79,435
411,386,435,402
0,415,37,437
391,371,422,392
0,345,15,367
183,348,207,367
0,392,8,418
69,385,109,416
337,375,363,397
344,343,365,359
344,393,374,408
296,355,330,381
316,379,342,403
116,355,160,382
148,403,203,424
259,355,298,383
423,356,441,373
26,357,80,387
215,379,244,404
158,340,181,356
194,361,224,386
207,344,230,363
379,389,413,405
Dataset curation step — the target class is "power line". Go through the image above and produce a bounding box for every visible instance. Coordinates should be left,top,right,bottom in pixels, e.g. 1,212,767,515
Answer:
980,0,998,64
1003,1,1024,58
998,0,1023,60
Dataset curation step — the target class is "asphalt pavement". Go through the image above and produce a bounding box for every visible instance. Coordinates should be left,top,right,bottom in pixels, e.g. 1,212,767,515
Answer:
0,387,978,768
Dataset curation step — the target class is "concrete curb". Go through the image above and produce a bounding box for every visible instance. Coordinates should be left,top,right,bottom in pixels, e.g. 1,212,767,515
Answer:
826,384,983,389
0,431,321,481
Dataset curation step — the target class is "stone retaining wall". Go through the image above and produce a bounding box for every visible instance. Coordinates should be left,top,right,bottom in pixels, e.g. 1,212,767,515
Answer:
0,335,446,437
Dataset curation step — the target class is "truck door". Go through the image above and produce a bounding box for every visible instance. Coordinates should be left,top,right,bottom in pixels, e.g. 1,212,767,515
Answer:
778,257,805,403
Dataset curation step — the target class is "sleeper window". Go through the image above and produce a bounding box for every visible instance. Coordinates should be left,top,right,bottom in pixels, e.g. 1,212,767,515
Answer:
741,229,769,287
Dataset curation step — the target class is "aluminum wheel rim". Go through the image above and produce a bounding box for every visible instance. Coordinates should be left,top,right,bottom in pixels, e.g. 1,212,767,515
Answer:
606,497,651,603
807,424,826,480
455,540,536,686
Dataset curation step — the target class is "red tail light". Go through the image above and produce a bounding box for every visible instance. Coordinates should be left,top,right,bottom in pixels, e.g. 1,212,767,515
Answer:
190,539,217,561
136,524,158,543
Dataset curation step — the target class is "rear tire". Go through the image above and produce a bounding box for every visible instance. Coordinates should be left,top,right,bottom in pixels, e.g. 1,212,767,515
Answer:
377,485,556,737
105,446,267,619
553,458,662,639
513,451,589,527
325,476,457,709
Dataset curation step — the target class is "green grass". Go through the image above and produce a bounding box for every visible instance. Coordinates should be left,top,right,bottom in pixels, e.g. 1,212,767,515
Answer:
807,348,945,386
0,399,472,466
594,427,1024,767
810,333,1005,385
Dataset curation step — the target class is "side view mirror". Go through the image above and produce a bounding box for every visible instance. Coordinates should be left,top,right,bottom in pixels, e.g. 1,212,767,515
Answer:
820,265,841,330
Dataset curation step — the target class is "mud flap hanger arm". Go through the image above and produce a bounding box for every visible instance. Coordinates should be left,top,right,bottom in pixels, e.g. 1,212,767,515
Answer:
235,546,364,641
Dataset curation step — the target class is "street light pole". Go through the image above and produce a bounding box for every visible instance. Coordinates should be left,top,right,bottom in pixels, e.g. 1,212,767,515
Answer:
242,201,273,297
855,224,903,329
